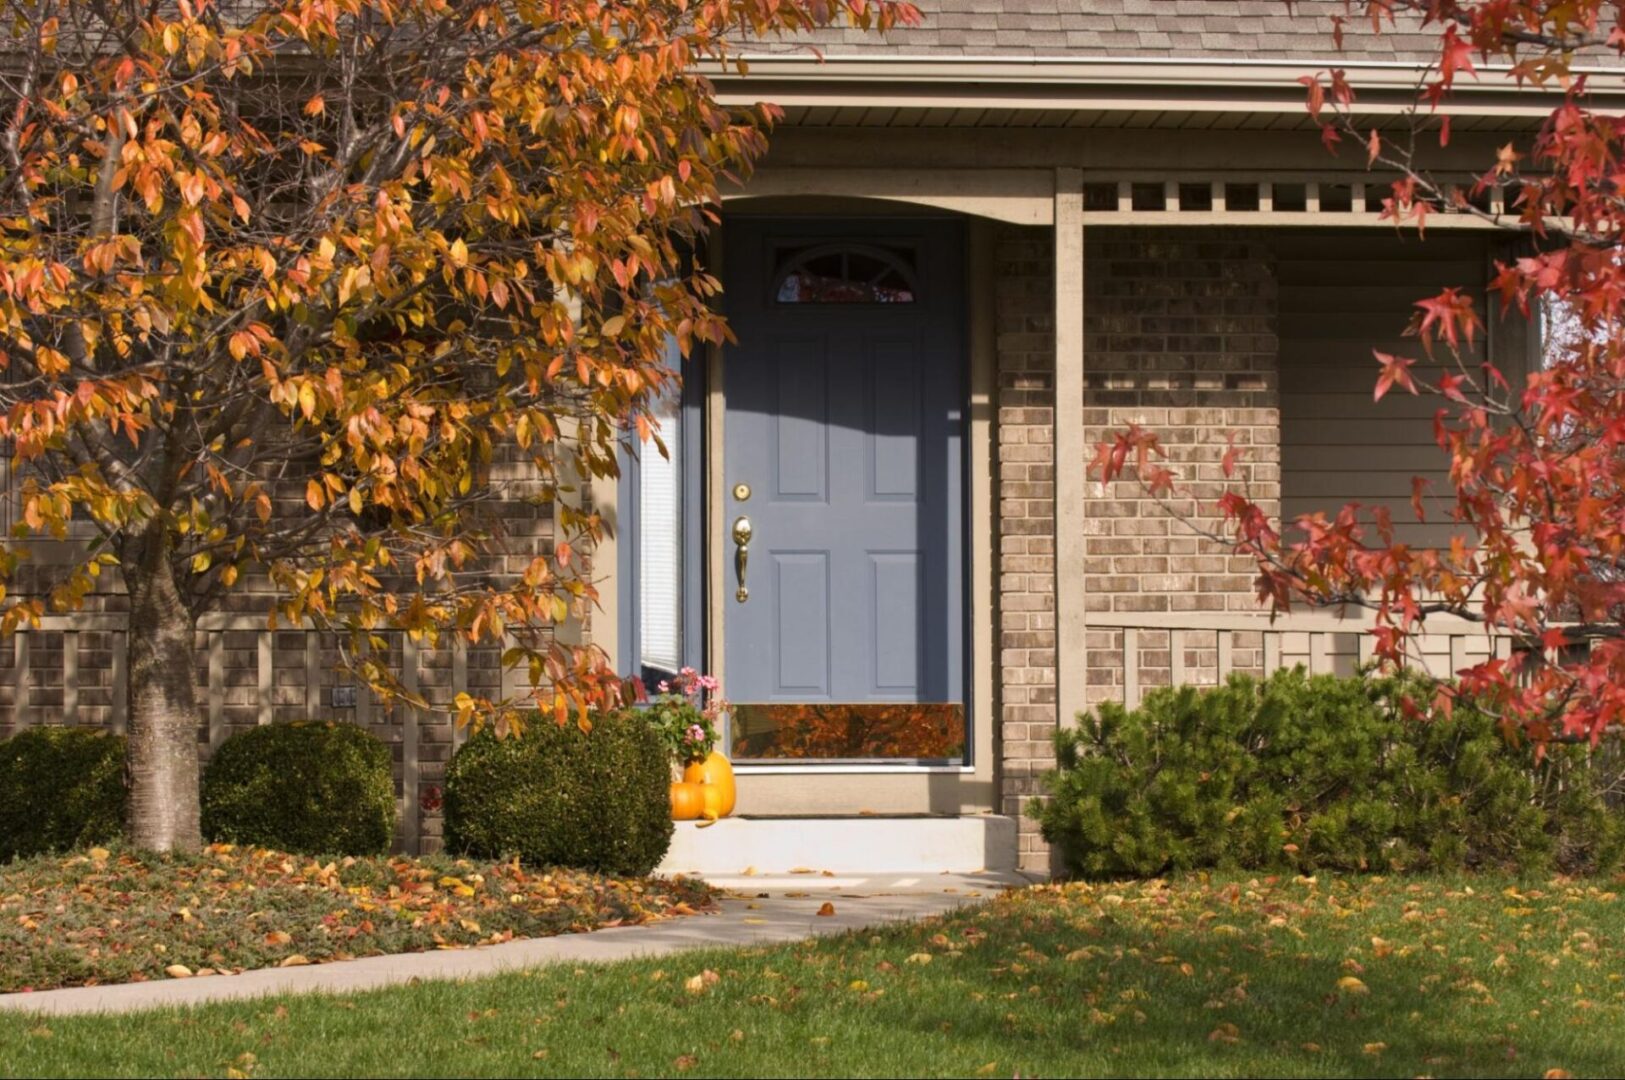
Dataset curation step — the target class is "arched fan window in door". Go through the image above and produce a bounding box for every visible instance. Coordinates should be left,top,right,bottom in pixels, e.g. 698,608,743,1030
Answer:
772,243,918,304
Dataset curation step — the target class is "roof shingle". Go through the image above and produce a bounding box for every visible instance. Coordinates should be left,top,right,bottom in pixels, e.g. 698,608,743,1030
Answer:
752,0,1564,63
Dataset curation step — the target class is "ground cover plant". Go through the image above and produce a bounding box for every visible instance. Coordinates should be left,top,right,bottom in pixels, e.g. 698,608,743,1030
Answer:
0,844,712,993
0,874,1619,1077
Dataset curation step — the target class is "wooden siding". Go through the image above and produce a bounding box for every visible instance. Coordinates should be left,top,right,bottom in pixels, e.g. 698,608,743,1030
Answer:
1278,232,1500,548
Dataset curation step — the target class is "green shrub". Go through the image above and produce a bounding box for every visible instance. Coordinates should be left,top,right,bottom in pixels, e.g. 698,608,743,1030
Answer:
1038,668,1625,879
444,709,673,876
202,721,395,855
0,726,126,862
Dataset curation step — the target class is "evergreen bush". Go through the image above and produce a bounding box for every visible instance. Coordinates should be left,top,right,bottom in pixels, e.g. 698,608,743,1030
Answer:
0,726,126,862
1038,668,1625,878
201,721,395,855
444,709,673,876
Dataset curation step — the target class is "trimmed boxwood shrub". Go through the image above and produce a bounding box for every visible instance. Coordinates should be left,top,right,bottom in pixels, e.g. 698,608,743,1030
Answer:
0,726,126,862
1038,668,1625,879
444,709,673,876
202,721,395,855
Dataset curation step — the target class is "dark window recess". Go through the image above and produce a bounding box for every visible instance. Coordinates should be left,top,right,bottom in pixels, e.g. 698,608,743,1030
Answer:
1131,182,1166,211
1178,183,1213,211
1225,183,1261,212
1320,184,1354,213
1083,183,1118,212
1461,185,1495,213
1273,183,1308,212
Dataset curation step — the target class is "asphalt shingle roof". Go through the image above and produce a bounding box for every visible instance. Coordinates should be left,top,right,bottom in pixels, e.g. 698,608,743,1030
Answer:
757,1,1531,63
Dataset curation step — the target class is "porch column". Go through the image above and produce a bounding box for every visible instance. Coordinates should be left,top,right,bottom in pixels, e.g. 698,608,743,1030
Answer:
1053,168,1087,730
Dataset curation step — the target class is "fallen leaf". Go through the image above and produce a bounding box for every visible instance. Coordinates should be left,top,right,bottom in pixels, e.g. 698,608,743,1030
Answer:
816,902,836,917
164,964,193,979
684,969,720,995
1337,976,1369,995
279,954,310,968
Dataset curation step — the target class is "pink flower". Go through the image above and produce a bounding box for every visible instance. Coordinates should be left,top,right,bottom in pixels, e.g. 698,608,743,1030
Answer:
685,724,705,743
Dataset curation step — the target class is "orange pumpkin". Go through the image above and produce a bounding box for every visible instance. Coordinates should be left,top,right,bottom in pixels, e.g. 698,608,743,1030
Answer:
669,781,705,821
682,751,736,816
700,783,726,823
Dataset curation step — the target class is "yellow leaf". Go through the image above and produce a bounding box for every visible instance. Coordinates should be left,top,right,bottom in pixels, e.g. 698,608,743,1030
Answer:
164,964,194,979
1362,1042,1387,1056
88,847,109,861
1337,976,1368,995
280,954,310,967
905,952,932,965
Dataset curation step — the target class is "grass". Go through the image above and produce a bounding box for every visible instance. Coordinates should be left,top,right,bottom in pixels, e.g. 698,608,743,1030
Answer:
0,844,713,992
1,873,1622,1077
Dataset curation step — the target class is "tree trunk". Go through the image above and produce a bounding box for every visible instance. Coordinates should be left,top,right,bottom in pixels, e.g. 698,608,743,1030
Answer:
124,530,202,851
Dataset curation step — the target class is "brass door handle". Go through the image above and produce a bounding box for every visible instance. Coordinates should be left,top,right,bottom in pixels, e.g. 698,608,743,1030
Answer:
732,516,752,602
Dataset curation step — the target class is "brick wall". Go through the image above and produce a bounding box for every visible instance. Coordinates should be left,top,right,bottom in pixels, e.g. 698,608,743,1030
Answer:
995,226,1282,875
1080,230,1281,705
994,225,1058,875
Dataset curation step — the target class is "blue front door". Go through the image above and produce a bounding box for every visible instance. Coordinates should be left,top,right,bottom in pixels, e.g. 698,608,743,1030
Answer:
723,220,967,762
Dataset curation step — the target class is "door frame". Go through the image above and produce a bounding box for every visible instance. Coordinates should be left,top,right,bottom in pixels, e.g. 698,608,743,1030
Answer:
706,210,995,806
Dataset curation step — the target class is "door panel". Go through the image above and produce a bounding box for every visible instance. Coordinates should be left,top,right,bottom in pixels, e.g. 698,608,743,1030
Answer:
724,219,965,762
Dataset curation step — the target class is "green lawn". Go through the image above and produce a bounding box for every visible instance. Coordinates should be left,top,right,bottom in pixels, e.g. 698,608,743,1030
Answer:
1,873,1621,1078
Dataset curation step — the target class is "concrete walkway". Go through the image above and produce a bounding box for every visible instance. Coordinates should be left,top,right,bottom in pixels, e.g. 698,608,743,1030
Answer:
0,872,1026,1017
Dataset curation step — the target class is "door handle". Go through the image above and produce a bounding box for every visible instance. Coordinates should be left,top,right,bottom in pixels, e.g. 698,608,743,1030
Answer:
731,516,752,603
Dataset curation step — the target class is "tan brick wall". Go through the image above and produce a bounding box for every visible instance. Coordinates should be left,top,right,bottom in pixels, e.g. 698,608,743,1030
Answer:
1080,231,1280,706
995,226,1282,875
994,225,1058,875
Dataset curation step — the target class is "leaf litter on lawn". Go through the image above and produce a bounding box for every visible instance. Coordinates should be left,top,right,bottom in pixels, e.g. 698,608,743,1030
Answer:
0,843,715,992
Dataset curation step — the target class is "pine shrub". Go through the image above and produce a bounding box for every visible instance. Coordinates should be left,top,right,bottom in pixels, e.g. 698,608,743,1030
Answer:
202,721,396,855
444,709,673,876
1038,668,1625,879
0,726,126,862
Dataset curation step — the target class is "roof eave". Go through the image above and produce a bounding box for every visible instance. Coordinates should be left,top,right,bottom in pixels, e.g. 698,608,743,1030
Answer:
707,54,1625,116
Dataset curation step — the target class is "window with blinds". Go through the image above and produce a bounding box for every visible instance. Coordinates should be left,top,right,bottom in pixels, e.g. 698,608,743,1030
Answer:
636,392,683,678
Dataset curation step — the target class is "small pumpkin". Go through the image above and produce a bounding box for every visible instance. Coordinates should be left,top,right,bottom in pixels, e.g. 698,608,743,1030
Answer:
682,751,736,817
669,781,705,821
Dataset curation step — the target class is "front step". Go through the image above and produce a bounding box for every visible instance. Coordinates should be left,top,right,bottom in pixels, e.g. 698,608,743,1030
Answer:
658,814,1018,876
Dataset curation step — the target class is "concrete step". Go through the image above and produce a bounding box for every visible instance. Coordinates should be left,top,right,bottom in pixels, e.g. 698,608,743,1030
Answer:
657,814,1018,876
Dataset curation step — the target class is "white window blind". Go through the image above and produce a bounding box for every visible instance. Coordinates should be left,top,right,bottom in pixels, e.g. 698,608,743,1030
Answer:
638,397,682,675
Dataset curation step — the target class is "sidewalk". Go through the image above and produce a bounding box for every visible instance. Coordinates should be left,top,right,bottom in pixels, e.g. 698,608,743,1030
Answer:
0,872,1025,1017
